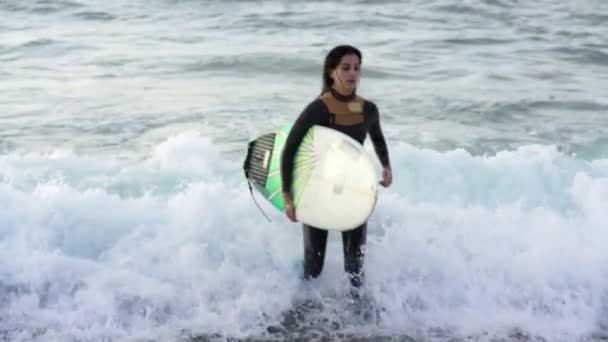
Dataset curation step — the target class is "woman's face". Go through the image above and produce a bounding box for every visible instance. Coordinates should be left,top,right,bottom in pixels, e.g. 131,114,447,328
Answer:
331,54,360,94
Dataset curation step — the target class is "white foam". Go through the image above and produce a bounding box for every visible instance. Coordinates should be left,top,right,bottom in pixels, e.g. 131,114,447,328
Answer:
1,133,608,341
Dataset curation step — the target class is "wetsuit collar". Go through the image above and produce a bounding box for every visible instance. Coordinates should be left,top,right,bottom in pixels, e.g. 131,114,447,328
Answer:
329,87,356,102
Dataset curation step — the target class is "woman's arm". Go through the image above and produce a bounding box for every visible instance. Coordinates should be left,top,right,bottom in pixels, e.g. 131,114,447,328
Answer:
280,100,327,220
367,102,392,187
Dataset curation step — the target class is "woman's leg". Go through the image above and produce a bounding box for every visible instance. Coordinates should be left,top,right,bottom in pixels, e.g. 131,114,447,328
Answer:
303,224,328,279
341,222,367,288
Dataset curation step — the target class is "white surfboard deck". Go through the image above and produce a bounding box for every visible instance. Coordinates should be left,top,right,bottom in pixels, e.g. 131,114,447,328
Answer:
292,125,378,231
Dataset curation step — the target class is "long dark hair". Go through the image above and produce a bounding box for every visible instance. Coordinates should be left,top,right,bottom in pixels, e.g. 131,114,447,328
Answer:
321,45,362,93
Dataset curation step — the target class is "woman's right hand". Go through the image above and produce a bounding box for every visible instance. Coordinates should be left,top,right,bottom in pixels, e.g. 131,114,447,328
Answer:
283,193,297,222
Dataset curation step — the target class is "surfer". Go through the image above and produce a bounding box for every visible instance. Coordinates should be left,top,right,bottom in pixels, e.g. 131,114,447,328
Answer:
280,45,392,292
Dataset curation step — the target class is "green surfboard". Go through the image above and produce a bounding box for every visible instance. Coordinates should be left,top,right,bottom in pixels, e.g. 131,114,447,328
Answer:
243,124,378,231
243,124,316,211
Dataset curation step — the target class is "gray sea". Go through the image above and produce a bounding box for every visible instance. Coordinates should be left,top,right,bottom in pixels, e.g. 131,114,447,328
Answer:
1,0,608,341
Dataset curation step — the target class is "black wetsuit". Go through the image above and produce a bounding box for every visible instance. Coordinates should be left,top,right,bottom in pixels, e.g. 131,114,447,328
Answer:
280,88,390,288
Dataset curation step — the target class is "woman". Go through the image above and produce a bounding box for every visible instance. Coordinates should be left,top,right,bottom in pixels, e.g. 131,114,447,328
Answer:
280,45,392,291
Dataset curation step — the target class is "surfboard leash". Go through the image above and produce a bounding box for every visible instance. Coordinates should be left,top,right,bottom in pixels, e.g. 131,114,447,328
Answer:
245,179,272,222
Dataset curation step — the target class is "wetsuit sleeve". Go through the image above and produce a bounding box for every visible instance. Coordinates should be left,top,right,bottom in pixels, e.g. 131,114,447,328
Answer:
281,100,327,194
367,102,391,167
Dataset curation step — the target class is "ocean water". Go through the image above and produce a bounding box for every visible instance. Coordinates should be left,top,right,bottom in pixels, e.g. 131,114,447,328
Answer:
1,0,608,341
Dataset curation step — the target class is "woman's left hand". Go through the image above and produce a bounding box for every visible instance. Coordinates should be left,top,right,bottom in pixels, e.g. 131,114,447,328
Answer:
379,166,392,187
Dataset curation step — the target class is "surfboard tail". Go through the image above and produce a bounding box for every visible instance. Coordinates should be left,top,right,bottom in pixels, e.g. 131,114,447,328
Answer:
244,129,287,212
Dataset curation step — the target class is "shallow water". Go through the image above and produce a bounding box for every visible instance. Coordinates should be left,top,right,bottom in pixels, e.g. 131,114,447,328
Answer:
1,0,608,341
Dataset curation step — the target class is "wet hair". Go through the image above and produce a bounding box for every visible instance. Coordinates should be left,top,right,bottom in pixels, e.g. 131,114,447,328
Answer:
321,45,362,93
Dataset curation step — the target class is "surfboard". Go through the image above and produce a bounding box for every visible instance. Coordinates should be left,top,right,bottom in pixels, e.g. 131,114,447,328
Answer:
243,124,378,231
